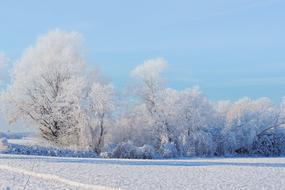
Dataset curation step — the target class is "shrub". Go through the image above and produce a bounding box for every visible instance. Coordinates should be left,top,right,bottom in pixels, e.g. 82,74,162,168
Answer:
110,141,157,159
0,137,9,153
159,142,178,158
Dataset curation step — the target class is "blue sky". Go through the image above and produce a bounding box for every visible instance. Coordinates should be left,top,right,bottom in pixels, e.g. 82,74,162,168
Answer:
0,0,285,103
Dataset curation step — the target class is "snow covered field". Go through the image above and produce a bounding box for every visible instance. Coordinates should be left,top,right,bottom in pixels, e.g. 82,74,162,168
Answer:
0,154,285,190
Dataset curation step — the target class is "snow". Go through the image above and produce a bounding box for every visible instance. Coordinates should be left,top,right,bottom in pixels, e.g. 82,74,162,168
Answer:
1,154,285,190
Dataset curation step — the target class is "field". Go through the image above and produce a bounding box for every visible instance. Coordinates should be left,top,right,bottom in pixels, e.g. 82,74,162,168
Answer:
0,154,285,190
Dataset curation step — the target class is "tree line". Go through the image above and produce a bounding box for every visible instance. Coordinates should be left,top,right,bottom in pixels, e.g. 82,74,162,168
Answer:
1,30,285,158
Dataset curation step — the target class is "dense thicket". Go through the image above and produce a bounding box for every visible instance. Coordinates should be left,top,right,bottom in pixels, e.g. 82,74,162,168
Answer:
1,30,284,158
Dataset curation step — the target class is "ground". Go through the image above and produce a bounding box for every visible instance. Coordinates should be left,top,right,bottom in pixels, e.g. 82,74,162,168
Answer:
0,154,285,190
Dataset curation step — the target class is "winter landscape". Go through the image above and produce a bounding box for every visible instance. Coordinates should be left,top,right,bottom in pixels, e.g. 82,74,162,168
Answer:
1,1,285,189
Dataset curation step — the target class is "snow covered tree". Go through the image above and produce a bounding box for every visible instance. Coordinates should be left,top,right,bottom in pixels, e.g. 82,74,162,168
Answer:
175,88,219,156
251,98,285,156
131,58,166,116
1,30,86,147
86,82,115,153
220,97,283,154
131,59,176,150
111,102,157,148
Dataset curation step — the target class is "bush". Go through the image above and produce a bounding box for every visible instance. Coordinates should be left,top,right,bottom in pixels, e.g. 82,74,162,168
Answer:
110,141,157,159
100,151,112,158
159,142,178,158
111,141,140,159
138,144,157,159
0,138,9,153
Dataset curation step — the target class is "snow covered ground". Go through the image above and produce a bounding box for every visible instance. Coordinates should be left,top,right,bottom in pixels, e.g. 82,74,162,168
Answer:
0,154,285,190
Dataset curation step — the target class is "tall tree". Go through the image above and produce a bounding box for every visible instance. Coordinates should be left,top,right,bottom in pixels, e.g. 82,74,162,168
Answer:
87,82,115,153
176,88,218,156
1,30,86,146
131,58,175,147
